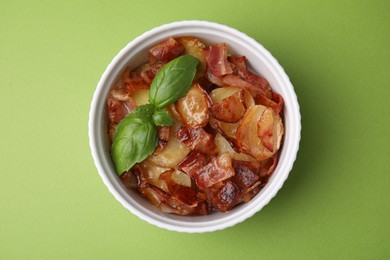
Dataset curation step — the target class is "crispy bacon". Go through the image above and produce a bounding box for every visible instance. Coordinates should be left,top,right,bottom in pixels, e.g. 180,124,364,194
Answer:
229,55,272,97
231,160,260,190
191,153,236,190
179,151,236,190
203,43,233,77
229,56,247,76
154,126,171,152
213,181,240,212
223,74,269,97
246,71,271,96
157,126,170,142
237,183,261,203
158,171,207,208
138,62,163,84
206,160,262,211
138,173,208,215
178,151,209,177
107,96,136,124
120,170,139,190
255,92,284,114
175,126,217,155
196,75,218,93
160,199,208,215
138,184,169,207
148,37,184,64
125,74,150,93
206,69,226,87
259,154,279,182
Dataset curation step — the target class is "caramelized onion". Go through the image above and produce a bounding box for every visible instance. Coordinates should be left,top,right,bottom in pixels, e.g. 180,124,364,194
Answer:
136,161,171,192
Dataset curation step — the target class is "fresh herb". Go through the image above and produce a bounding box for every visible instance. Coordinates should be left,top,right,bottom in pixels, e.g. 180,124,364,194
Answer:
149,55,199,108
152,109,174,126
111,105,157,175
111,55,199,175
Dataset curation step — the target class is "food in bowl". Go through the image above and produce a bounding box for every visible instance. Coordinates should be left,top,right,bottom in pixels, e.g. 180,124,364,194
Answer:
106,36,285,215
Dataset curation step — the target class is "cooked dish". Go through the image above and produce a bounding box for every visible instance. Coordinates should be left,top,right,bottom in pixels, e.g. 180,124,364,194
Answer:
107,36,284,215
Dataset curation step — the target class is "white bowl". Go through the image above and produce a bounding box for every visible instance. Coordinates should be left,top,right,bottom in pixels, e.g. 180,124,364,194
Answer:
89,20,301,233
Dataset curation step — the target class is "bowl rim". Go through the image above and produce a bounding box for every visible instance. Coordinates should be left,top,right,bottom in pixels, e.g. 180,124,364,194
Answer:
89,20,301,233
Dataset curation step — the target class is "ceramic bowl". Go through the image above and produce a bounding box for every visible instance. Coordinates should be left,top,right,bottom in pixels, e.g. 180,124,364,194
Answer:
89,20,301,233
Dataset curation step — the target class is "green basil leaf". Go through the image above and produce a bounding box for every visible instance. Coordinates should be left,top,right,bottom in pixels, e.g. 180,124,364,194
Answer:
111,111,158,175
134,103,155,117
149,55,199,108
152,109,174,126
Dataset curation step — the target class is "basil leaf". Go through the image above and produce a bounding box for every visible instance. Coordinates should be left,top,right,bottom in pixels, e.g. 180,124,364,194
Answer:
111,110,158,175
152,109,174,126
149,55,199,108
134,103,155,116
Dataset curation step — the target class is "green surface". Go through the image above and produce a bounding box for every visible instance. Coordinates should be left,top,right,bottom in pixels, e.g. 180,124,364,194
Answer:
1,0,389,259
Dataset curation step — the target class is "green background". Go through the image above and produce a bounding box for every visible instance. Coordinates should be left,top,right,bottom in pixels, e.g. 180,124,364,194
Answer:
1,0,389,259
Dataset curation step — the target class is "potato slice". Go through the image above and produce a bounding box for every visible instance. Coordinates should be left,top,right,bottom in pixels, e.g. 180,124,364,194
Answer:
176,84,210,128
176,36,206,78
166,103,182,121
147,121,191,168
130,88,149,106
214,133,257,162
171,169,192,188
210,86,242,103
209,117,240,140
210,87,254,123
236,105,284,160
242,88,255,109
211,92,245,123
257,107,284,153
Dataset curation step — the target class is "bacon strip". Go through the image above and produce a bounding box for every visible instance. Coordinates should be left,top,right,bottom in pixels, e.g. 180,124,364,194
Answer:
138,62,163,84
107,96,136,124
229,56,247,76
213,181,240,212
203,43,233,77
231,160,260,190
148,37,184,64
223,74,269,97
139,174,208,215
255,92,284,114
175,127,217,156
259,153,279,182
178,151,209,177
155,126,171,152
229,56,272,97
179,151,236,190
